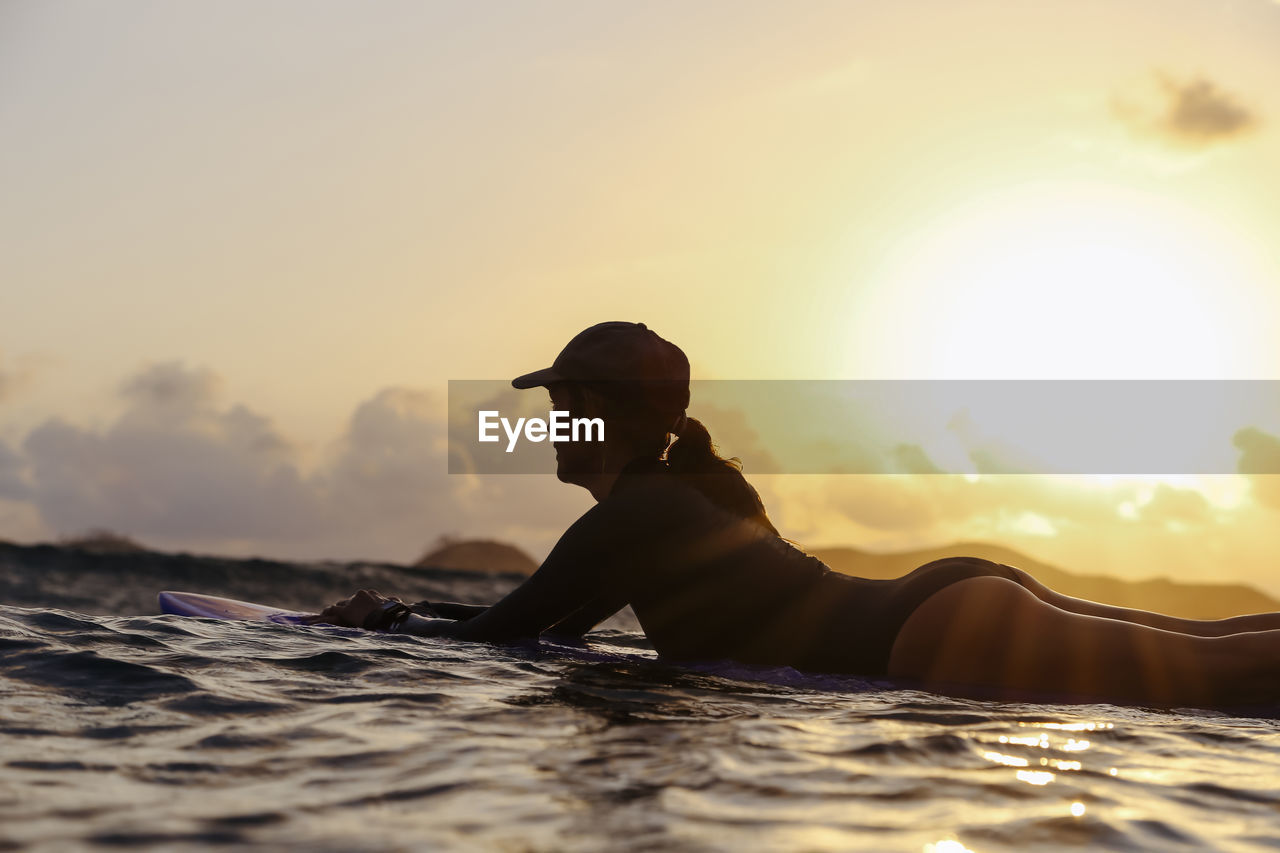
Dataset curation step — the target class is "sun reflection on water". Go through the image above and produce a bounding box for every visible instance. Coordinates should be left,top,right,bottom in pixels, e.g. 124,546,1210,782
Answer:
1015,769,1056,786
1035,721,1112,732
982,750,1029,767
982,718,1114,788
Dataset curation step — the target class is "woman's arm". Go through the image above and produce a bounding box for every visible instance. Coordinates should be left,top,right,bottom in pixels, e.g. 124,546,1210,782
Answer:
326,594,625,640
414,601,488,620
397,487,669,642
404,480,698,643
305,538,618,641
438,538,615,642
389,586,626,641
312,479,698,642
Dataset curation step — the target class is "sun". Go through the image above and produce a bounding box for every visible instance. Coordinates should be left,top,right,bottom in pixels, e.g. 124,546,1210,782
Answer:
849,180,1274,379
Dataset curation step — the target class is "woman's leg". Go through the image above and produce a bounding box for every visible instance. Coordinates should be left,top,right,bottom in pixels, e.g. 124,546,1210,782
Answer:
934,557,1280,637
887,576,1280,708
1001,565,1280,636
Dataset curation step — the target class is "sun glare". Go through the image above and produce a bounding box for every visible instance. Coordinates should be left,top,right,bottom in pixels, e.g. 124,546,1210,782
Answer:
855,181,1271,379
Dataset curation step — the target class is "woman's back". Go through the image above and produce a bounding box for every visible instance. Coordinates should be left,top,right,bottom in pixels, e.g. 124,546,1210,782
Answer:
603,457,850,668
604,456,1024,677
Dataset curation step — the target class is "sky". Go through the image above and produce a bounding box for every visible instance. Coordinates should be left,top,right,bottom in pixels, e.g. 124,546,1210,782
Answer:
3,0,1280,592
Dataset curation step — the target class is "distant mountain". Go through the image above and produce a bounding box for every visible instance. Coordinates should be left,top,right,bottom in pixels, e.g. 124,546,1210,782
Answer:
415,537,539,576
809,541,1279,620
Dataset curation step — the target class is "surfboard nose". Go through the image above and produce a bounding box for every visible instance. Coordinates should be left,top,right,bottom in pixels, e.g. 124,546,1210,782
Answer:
157,590,188,615
158,590,311,623
158,590,251,618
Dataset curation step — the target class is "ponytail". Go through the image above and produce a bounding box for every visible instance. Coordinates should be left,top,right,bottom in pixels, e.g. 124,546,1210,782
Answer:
665,416,779,536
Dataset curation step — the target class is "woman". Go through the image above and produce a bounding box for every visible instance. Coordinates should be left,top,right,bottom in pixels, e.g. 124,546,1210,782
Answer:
314,322,1280,710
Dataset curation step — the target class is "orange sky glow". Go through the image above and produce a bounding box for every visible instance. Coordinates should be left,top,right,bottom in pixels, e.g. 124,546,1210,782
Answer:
3,0,1280,593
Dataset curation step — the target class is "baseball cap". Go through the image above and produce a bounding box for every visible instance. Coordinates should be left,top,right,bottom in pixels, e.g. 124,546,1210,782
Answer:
512,321,690,412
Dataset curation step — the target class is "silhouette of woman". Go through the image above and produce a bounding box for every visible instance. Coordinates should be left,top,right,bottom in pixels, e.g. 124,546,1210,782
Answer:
313,322,1280,709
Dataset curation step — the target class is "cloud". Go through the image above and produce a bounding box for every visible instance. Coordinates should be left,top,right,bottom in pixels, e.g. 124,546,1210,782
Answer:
319,388,461,547
24,362,314,543
13,363,1277,573
1234,426,1280,473
1137,484,1211,525
889,443,943,475
817,475,940,532
12,362,589,562
0,440,30,500
118,362,226,419
1113,73,1259,151
947,408,1044,475
1157,76,1257,144
778,466,1185,545
1233,426,1280,510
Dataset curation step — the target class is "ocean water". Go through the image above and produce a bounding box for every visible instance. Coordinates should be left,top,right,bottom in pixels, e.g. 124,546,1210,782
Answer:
3,545,1280,851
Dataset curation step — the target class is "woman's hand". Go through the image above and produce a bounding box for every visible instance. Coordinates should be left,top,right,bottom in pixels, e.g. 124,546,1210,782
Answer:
303,588,397,628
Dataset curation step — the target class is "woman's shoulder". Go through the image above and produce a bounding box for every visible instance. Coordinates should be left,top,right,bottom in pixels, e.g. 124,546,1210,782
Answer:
604,463,720,520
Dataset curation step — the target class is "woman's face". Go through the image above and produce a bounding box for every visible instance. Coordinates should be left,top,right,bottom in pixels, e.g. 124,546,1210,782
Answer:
548,383,606,486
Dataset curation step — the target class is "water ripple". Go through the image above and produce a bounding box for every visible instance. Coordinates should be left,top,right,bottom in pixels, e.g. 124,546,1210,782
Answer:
3,603,1280,851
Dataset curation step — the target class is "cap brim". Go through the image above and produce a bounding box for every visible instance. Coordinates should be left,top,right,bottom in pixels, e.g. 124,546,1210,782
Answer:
511,367,563,389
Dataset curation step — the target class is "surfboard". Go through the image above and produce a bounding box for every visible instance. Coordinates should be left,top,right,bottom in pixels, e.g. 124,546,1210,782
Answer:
158,590,311,625
156,591,658,663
